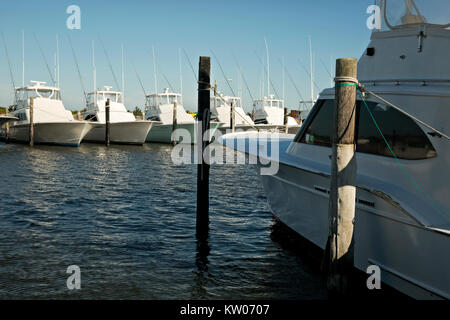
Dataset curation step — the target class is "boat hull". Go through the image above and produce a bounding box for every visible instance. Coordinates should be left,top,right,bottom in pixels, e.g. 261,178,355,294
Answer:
8,121,92,147
262,161,450,300
83,121,153,145
218,132,450,299
146,122,223,144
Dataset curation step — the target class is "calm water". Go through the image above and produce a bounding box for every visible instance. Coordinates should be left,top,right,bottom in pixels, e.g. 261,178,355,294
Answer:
0,143,327,299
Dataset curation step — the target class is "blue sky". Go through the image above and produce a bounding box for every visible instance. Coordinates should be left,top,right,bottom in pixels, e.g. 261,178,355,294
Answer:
0,0,374,112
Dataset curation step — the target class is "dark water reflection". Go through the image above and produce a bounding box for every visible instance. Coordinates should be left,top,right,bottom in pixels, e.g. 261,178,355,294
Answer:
0,143,327,299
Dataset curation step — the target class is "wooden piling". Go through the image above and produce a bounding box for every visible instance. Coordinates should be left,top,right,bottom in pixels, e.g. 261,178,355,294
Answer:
172,101,178,146
29,97,34,147
196,56,211,241
284,107,289,134
326,58,358,294
105,98,110,147
230,101,235,132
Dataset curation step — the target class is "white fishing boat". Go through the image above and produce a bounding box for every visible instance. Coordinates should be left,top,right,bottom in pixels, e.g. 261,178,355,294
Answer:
220,0,450,299
82,86,152,145
8,81,91,146
253,95,298,126
211,93,255,131
145,88,222,144
253,38,300,132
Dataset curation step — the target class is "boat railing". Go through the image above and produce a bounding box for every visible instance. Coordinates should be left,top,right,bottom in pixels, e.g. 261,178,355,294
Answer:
360,79,450,86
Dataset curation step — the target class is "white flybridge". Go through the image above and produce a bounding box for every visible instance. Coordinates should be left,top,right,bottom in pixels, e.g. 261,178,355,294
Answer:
145,88,222,144
82,86,152,145
220,0,450,299
211,92,255,129
8,81,91,146
253,95,298,126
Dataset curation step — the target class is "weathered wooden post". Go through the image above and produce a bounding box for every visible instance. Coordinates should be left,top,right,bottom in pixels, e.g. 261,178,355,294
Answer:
284,107,289,133
105,98,110,147
326,58,358,294
230,101,235,132
172,101,178,146
196,56,211,241
29,97,34,147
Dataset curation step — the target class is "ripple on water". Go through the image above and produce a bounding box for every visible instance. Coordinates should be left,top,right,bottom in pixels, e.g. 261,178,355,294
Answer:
0,143,327,299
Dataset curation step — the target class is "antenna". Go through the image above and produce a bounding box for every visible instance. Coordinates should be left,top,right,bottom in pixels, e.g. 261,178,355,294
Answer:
254,51,280,99
67,34,87,102
298,58,320,93
319,56,333,87
264,37,270,97
182,49,197,82
178,48,183,103
1,32,17,102
22,30,24,88
309,36,314,105
121,44,125,104
92,40,96,93
152,46,158,93
99,36,121,91
33,33,56,86
231,53,254,102
131,60,147,97
56,33,60,88
279,58,306,107
210,50,236,97
54,52,57,87
282,56,285,102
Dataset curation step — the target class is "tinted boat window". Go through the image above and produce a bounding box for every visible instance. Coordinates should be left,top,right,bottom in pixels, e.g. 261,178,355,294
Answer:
357,102,437,160
297,99,333,147
296,98,437,160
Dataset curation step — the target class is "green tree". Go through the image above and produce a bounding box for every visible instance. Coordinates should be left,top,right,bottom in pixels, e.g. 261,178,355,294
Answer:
133,106,143,118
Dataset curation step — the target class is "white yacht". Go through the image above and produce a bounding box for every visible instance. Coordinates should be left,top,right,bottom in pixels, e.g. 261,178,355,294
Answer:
253,95,297,126
253,95,300,134
145,88,222,144
82,86,153,145
221,0,450,299
211,93,255,131
7,81,91,146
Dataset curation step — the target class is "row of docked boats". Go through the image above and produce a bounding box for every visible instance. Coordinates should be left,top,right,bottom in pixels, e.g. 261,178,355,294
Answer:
2,81,303,146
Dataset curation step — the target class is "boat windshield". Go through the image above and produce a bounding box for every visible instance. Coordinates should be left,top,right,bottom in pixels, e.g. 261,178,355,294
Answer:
88,92,123,104
147,94,180,106
212,96,241,108
16,87,61,101
254,99,283,109
379,0,450,30
101,92,122,103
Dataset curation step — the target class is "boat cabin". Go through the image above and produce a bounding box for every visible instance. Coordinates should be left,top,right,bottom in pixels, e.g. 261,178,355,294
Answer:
145,88,182,107
14,81,61,107
87,86,123,109
253,95,284,110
